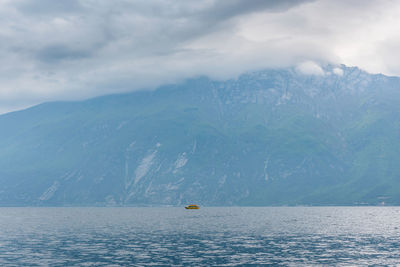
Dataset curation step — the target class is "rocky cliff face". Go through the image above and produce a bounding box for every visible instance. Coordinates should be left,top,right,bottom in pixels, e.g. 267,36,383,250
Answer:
1,65,400,206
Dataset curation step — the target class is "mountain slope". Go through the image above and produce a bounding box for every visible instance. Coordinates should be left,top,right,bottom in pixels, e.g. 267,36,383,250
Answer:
1,65,400,206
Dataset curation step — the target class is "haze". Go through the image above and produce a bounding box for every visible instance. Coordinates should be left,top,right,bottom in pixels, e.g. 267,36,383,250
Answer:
1,0,400,113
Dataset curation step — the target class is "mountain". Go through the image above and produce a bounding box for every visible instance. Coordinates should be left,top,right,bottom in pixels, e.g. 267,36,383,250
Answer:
1,65,400,206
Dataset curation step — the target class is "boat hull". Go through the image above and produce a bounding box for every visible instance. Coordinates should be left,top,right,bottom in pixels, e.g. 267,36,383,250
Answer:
185,205,200,209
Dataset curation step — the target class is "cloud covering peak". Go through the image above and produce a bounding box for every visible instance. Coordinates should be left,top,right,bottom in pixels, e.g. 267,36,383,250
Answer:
0,0,400,113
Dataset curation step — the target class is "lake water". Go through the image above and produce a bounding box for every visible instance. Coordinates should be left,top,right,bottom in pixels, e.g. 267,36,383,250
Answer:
0,207,400,266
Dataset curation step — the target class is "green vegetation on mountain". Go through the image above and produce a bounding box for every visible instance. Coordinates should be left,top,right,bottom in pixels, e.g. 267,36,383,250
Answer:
0,66,400,206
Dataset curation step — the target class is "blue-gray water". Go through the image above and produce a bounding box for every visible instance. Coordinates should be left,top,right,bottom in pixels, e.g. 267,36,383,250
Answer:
1,207,400,266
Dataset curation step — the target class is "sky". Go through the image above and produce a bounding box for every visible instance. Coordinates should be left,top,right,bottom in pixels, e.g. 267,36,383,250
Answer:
1,0,400,113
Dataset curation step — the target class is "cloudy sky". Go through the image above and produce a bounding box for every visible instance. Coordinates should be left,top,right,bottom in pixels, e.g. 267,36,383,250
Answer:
0,0,400,113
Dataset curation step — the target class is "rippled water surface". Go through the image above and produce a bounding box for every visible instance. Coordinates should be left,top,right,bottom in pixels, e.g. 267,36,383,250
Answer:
1,207,400,266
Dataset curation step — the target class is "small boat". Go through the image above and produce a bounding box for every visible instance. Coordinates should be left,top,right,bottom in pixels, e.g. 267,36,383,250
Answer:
185,204,200,209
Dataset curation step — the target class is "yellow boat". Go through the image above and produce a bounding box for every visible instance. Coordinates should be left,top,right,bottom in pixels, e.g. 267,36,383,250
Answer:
185,204,200,209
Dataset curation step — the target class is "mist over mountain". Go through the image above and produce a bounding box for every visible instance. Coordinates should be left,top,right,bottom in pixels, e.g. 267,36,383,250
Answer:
1,65,400,206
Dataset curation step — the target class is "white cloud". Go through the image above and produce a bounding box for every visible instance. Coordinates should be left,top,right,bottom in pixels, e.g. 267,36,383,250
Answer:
333,67,344,76
0,0,400,113
296,61,325,76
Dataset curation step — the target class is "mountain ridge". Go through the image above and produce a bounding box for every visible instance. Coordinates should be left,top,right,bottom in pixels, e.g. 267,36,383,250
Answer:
1,65,400,206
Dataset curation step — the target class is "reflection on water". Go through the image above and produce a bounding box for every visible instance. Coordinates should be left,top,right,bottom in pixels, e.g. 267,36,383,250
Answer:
0,207,400,266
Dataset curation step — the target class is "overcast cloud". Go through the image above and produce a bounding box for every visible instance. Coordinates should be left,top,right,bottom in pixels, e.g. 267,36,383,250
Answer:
0,0,399,113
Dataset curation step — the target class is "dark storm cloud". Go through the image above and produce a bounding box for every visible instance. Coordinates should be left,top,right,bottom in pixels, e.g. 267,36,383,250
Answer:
200,0,313,20
2,0,312,74
36,44,92,63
